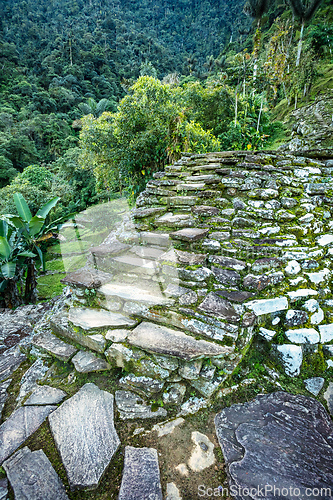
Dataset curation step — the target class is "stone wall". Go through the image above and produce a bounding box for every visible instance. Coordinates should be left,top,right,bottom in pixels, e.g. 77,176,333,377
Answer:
50,148,333,404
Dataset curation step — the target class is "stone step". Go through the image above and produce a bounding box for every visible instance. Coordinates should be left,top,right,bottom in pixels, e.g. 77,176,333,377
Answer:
154,212,195,228
115,390,167,420
24,385,67,406
3,447,69,500
129,245,166,260
118,446,163,500
127,322,233,361
107,253,158,276
48,383,120,490
50,309,137,353
32,332,78,362
71,350,111,373
99,282,174,307
61,267,113,290
0,348,27,383
170,228,209,242
0,405,56,464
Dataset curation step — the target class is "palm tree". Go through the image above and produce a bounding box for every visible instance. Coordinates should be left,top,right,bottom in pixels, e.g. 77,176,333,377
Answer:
78,98,111,118
288,0,324,66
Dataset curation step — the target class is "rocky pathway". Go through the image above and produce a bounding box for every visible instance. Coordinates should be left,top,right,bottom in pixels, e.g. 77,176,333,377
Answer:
1,150,333,498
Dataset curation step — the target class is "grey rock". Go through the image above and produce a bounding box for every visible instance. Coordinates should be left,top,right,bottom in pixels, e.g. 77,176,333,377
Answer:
3,446,69,500
17,358,49,405
49,383,120,490
192,205,219,216
272,344,303,376
50,315,106,353
212,267,241,286
61,267,113,289
177,397,208,417
208,255,247,270
0,348,27,383
191,376,223,398
132,207,165,219
215,392,333,500
100,282,172,307
246,297,288,316
232,217,256,228
139,231,170,247
0,380,11,419
170,227,209,242
32,332,78,362
281,197,298,209
68,307,137,330
0,478,7,500
119,374,164,397
304,377,325,396
0,405,56,464
202,239,221,251
118,446,162,500
171,249,207,266
251,257,282,273
154,213,194,228
165,284,190,298
285,309,309,327
179,291,197,306
105,329,129,342
178,359,202,380
127,321,232,361
115,390,167,419
198,293,240,323
163,384,186,405
324,382,333,416
215,290,254,303
72,351,111,373
179,267,212,282
209,231,230,241
24,385,67,406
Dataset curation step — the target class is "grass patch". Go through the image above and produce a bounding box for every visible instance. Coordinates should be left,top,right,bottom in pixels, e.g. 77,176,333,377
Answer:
38,274,65,299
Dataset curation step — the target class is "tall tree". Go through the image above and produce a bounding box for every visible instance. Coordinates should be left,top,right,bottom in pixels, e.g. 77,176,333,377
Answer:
288,0,324,66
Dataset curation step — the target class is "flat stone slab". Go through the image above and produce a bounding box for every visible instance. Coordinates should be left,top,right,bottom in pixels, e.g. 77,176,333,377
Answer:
68,307,137,330
215,392,333,499
3,446,69,500
71,351,111,373
0,348,26,382
304,377,325,396
0,405,56,464
24,385,67,406
60,267,113,289
118,446,163,500
208,255,247,270
99,282,173,306
89,240,130,256
0,380,11,419
246,297,288,315
170,228,209,242
48,383,120,490
115,391,167,419
154,213,195,228
32,331,77,362
127,322,232,361
198,293,240,323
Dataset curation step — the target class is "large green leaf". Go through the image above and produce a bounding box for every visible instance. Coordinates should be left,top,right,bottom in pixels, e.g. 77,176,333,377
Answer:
1,262,16,279
35,245,45,271
14,193,32,222
18,251,36,258
29,216,45,237
0,237,11,260
0,280,8,292
36,197,60,218
0,220,8,238
5,215,25,230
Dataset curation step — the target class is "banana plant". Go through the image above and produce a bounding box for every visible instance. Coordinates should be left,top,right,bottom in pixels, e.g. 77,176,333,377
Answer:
0,220,35,307
1,193,74,304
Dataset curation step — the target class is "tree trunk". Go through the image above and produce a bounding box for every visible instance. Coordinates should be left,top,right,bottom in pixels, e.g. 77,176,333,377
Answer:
235,92,238,127
25,259,38,304
257,98,264,133
3,280,22,309
296,20,304,67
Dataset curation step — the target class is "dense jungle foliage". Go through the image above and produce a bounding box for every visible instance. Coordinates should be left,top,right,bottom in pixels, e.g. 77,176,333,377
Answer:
0,0,333,303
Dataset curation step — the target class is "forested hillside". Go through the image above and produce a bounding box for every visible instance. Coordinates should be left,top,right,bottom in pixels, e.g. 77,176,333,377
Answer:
0,0,332,220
